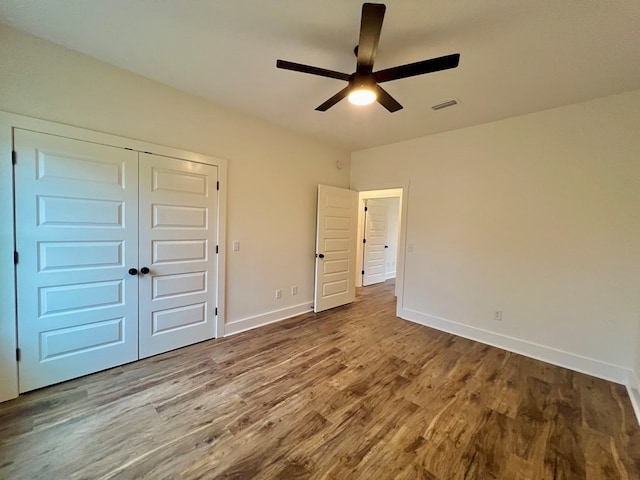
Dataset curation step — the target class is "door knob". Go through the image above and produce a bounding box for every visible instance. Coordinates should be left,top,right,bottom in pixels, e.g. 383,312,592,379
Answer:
140,267,150,274
316,253,325,259
128,268,138,275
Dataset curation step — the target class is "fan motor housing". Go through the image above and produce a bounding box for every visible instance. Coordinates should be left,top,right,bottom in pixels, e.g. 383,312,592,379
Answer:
350,73,376,91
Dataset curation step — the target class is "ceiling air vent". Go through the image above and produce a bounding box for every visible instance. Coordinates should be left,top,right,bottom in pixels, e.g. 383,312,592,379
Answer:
431,99,459,111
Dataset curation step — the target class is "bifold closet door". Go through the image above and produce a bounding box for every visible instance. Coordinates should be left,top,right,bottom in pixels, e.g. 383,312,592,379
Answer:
14,129,139,393
14,131,219,392
137,153,218,358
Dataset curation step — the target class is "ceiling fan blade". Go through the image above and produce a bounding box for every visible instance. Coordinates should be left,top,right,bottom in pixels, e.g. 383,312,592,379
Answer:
315,87,350,111
356,3,386,72
375,85,403,112
374,53,460,83
276,59,351,82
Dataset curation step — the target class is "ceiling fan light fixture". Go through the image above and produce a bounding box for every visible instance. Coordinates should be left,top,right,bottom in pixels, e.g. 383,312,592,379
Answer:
276,3,460,113
348,87,377,106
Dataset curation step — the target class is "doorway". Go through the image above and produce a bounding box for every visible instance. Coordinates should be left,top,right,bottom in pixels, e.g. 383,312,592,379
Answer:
356,188,403,297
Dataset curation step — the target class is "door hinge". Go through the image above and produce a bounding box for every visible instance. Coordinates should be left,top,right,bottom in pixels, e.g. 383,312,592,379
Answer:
16,348,21,362
216,181,219,191
14,251,18,264
216,245,219,254
363,238,366,244
215,307,218,316
364,206,368,212
361,270,365,275
12,150,17,165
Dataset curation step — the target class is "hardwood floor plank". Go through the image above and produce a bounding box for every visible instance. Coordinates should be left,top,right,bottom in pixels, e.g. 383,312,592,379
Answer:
1,279,639,479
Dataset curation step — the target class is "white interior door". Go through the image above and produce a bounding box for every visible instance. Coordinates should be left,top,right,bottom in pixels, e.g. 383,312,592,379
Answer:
138,153,218,358
362,199,388,286
314,185,357,313
15,130,139,392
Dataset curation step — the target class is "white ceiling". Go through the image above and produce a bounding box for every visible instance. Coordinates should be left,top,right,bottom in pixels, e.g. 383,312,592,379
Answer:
1,0,640,151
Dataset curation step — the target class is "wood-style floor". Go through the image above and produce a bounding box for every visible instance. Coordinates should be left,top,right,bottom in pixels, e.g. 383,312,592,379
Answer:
1,280,639,479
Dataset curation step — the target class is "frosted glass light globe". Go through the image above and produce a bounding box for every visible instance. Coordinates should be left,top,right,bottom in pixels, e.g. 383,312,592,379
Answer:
348,88,376,106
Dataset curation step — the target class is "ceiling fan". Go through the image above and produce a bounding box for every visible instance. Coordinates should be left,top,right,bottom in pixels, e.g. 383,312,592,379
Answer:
276,2,460,112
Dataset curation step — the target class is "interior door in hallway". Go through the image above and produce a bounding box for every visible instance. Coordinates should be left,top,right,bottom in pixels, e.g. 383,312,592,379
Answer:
362,199,388,286
14,129,139,392
138,153,218,358
314,184,357,313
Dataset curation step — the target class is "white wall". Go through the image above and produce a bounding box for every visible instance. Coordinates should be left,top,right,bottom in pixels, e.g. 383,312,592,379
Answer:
352,89,640,384
0,25,349,342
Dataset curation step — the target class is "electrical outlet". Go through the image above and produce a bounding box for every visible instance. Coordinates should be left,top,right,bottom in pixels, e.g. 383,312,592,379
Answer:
275,289,282,299
493,309,503,321
291,285,298,296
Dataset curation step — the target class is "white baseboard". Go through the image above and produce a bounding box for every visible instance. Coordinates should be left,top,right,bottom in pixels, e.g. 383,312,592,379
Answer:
385,272,396,280
399,307,631,386
224,302,313,336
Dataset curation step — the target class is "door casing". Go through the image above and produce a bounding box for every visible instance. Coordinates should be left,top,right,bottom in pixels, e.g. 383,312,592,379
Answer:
354,186,408,301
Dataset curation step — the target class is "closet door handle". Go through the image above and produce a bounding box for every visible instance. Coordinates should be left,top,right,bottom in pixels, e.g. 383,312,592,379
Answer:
139,267,150,274
316,253,325,259
128,268,138,276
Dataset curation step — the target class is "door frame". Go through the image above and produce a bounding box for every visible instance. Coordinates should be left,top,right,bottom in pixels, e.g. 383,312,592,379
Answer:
353,182,409,312
0,110,228,402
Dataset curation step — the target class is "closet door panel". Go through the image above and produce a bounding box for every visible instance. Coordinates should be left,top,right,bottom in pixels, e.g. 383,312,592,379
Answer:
14,129,139,392
138,153,218,358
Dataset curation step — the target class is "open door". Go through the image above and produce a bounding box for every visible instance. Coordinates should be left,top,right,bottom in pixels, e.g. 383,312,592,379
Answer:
314,185,358,313
362,199,388,286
